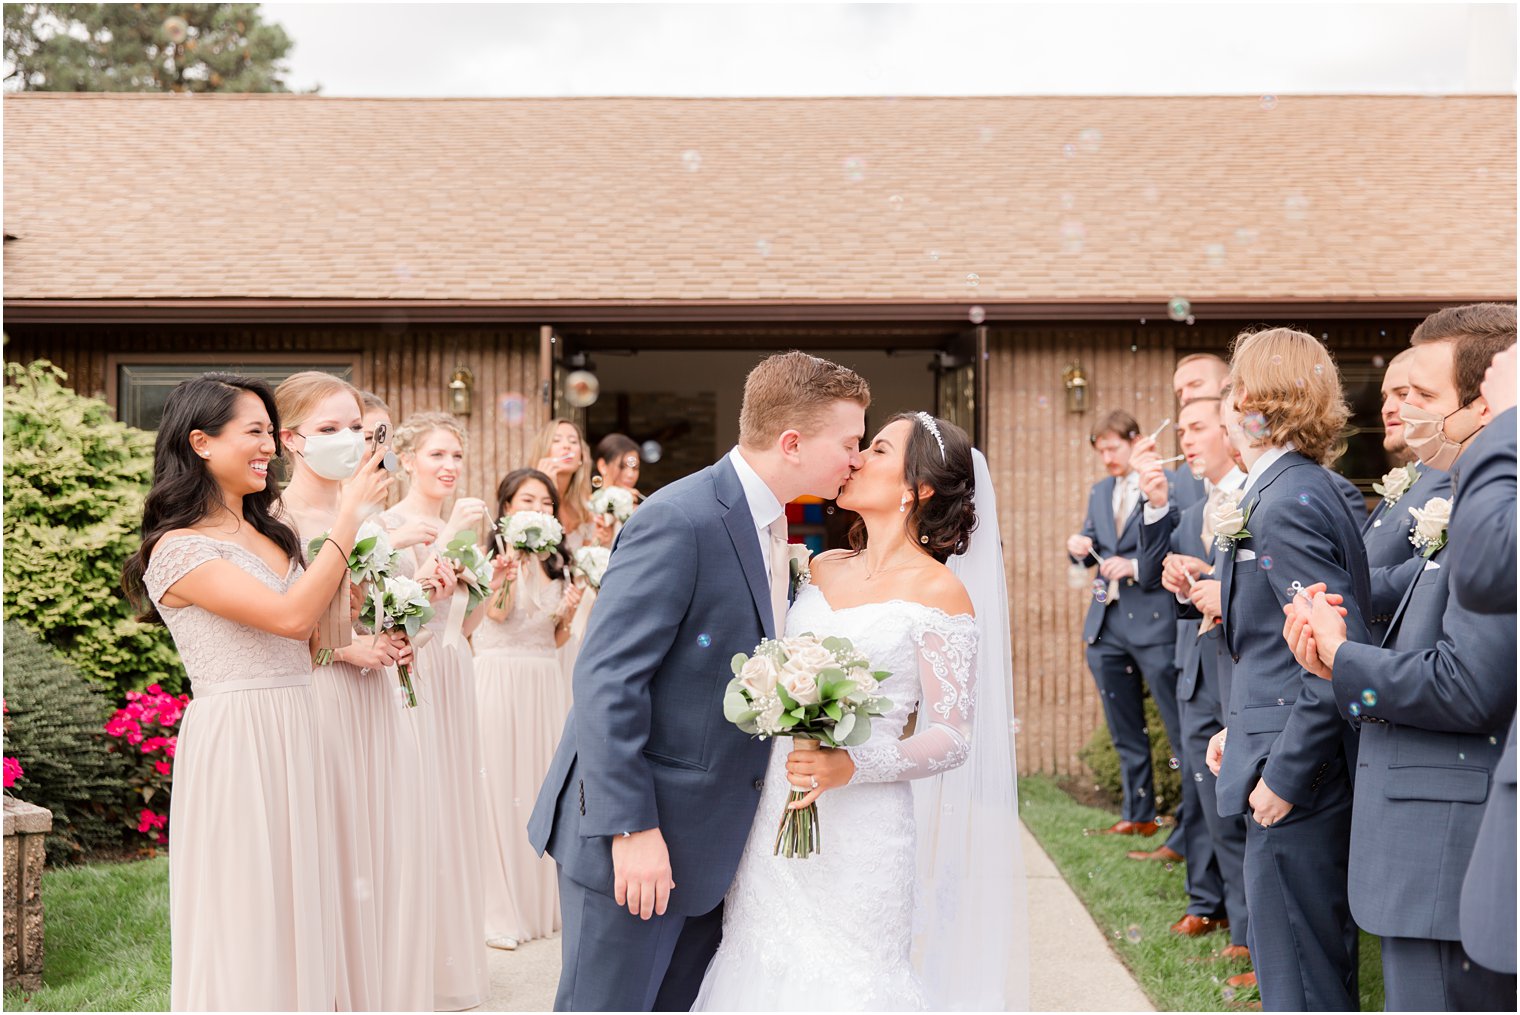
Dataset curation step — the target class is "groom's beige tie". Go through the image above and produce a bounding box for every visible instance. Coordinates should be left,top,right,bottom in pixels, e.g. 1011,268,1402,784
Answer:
768,516,790,639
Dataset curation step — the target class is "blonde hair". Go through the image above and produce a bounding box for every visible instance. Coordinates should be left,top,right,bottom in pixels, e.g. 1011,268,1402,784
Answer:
392,411,469,459
273,371,362,433
357,390,390,415
530,418,594,532
1227,328,1350,465
738,351,871,449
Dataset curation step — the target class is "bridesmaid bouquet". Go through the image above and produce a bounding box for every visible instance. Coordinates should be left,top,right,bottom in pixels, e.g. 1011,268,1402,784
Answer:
722,634,892,858
590,485,636,524
491,510,565,610
359,574,436,708
572,545,611,590
307,521,399,665
441,530,493,612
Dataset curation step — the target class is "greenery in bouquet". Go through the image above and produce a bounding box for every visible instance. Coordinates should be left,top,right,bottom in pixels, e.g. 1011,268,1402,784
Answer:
441,530,493,612
492,511,564,609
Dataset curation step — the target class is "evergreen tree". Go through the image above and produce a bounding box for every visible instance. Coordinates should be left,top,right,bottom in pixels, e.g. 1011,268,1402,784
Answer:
4,3,301,92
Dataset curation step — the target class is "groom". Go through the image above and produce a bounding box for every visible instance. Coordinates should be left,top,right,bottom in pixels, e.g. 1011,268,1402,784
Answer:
528,351,870,1011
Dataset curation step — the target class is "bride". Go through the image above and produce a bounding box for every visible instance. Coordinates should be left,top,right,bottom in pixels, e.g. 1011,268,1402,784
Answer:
693,411,1029,1011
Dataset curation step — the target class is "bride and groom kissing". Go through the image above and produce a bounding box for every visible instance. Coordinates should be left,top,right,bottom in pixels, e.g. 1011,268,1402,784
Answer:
528,351,1026,1011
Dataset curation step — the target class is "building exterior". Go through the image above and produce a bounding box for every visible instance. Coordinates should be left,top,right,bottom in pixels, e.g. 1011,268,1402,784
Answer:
5,92,1514,776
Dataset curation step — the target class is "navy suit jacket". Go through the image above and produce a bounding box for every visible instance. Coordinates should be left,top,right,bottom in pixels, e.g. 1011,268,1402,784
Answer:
1332,535,1517,939
1363,463,1453,629
1448,406,1517,615
1073,474,1179,648
528,456,774,916
1216,452,1372,814
1461,718,1517,974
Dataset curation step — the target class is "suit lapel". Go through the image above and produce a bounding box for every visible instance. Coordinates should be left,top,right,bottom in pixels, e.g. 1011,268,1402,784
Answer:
714,457,776,641
1383,547,1439,647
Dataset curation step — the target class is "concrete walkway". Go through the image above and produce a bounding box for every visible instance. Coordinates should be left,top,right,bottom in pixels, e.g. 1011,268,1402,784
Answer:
479,823,1153,1012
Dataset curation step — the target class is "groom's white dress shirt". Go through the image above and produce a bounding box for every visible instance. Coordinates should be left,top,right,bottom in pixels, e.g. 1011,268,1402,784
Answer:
727,447,785,573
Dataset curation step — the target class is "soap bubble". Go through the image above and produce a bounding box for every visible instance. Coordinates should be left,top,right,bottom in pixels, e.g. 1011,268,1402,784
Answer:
1079,128,1103,153
163,15,189,43
1361,689,1377,706
1284,193,1310,221
1194,772,1204,783
1061,220,1087,254
888,194,904,211
1167,296,1192,322
1260,556,1273,570
755,238,772,257
1349,703,1361,717
966,273,981,288
564,370,600,408
1125,924,1143,943
640,440,663,463
968,305,987,325
1373,355,1387,368
1298,491,1311,506
1260,94,1278,111
498,392,527,426
842,156,866,182
1168,757,1180,770
681,149,702,172
696,634,712,648
1241,412,1270,439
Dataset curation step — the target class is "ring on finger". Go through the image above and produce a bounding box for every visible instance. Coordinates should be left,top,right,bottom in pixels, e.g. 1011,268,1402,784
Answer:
810,776,819,789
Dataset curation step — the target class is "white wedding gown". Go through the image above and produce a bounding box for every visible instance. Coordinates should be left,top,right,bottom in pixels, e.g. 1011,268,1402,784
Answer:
692,583,979,1012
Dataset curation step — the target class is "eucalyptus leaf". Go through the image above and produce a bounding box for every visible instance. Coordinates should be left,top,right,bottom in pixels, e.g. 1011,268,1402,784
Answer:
731,653,748,676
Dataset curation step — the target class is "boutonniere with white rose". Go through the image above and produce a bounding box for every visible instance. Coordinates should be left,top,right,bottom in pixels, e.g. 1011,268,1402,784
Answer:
1210,489,1253,553
787,543,813,597
1373,464,1419,507
1407,496,1451,559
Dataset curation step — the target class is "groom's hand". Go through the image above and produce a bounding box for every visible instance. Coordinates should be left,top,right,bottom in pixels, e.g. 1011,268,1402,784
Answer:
611,827,674,921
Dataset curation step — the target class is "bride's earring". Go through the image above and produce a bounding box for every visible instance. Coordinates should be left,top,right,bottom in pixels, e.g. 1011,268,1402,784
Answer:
899,493,910,513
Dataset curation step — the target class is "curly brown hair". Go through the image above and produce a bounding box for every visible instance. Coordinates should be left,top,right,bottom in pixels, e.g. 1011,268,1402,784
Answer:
1227,328,1350,466
848,413,977,563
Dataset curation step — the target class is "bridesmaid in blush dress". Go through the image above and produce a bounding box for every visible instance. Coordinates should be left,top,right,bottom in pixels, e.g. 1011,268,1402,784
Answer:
475,468,584,950
121,373,391,1011
376,411,492,1011
275,375,435,1012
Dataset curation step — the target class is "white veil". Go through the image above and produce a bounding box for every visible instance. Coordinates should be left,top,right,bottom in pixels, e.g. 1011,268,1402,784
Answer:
911,447,1030,1010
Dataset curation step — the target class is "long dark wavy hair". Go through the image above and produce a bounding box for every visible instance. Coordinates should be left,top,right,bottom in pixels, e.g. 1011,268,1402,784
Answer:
122,374,304,623
848,412,977,563
495,468,568,581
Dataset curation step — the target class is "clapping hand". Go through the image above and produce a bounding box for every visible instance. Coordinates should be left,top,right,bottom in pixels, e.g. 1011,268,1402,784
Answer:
1280,582,1349,678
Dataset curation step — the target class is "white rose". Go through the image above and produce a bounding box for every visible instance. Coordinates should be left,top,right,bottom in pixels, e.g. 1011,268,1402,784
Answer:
780,640,837,678
846,667,880,703
1210,490,1247,537
779,664,821,705
1376,465,1415,502
1409,496,1452,546
738,655,781,698
387,574,428,610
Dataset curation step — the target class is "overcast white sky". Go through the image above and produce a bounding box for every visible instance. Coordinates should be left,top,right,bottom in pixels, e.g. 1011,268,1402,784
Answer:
261,2,1517,97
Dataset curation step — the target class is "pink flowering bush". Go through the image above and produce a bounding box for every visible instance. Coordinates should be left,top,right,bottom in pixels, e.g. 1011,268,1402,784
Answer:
104,684,189,846
2,699,21,790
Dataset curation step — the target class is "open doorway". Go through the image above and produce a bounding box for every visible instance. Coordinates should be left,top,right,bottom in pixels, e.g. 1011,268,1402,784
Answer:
559,342,943,553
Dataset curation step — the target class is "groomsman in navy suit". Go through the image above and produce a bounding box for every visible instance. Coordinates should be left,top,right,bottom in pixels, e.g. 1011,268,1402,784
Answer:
1451,342,1517,981
1206,329,1371,1011
1136,396,1251,952
1066,410,1183,838
1362,348,1453,638
1285,305,1518,1010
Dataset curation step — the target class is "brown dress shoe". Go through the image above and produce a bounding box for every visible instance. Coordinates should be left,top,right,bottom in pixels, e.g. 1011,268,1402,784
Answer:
1219,944,1251,961
1226,970,1258,989
1094,819,1160,836
1127,844,1185,862
1170,913,1229,937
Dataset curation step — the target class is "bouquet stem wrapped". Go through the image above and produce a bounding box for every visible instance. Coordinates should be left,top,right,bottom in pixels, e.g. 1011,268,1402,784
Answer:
774,737,822,858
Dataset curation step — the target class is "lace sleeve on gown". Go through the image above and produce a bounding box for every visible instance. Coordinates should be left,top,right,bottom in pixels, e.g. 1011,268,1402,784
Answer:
143,535,223,604
846,611,979,784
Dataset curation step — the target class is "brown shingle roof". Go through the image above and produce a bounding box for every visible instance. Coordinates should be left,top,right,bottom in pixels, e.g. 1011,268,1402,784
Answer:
3,93,1514,305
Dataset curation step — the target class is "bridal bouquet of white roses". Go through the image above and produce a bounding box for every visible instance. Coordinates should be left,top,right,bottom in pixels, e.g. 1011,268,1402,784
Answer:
440,530,493,612
590,485,636,525
723,633,892,858
307,521,399,665
572,545,611,590
492,511,565,610
359,574,435,708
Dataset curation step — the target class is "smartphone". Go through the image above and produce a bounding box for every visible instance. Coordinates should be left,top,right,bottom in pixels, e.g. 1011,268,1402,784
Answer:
373,423,399,472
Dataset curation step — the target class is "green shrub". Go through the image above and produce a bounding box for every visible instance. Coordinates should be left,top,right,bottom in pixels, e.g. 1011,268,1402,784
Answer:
1078,694,1183,816
2,621,131,864
3,361,183,694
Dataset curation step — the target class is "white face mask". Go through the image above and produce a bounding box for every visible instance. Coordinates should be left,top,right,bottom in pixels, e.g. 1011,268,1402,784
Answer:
1399,401,1480,472
297,429,365,481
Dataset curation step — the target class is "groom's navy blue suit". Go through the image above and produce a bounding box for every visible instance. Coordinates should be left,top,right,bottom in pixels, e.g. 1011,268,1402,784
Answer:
529,455,775,1011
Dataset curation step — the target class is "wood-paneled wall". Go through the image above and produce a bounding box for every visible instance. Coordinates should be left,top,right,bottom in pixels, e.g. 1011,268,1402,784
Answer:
5,325,545,505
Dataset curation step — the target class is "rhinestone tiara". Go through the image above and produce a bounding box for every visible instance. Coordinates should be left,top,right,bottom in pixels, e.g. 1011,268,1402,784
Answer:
914,411,946,463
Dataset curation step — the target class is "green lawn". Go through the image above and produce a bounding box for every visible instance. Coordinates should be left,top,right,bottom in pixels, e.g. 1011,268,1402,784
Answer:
3,857,170,1012
1020,775,1384,1011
